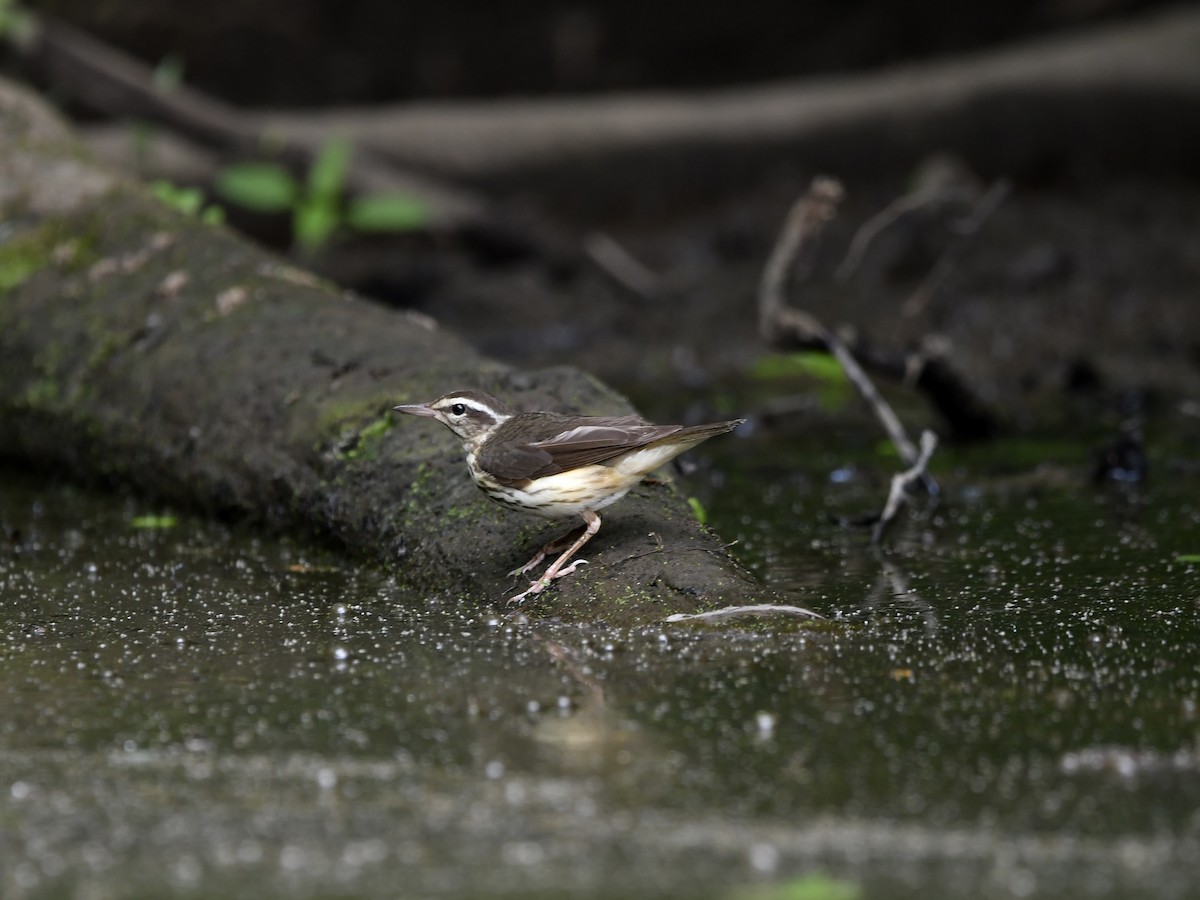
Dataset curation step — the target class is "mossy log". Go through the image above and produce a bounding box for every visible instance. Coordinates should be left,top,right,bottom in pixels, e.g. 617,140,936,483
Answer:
0,79,760,624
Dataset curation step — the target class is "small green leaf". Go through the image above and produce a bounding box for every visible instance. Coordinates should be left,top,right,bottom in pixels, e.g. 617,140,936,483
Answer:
687,496,708,525
346,193,428,232
214,163,297,212
307,138,351,202
130,515,178,529
151,180,204,216
1177,554,1200,564
294,198,339,249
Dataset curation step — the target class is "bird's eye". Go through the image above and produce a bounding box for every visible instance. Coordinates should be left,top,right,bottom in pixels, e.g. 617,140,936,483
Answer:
450,403,466,416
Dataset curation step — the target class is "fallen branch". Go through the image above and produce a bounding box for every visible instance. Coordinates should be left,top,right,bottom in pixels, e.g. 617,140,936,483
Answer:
16,10,1200,210
8,12,488,230
256,9,1200,195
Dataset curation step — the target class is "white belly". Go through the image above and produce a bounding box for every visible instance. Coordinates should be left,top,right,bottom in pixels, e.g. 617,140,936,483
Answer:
468,442,700,519
473,464,641,519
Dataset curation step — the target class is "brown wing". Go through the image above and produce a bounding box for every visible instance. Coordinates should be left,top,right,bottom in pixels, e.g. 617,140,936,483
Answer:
478,413,743,486
476,413,676,485
529,421,685,472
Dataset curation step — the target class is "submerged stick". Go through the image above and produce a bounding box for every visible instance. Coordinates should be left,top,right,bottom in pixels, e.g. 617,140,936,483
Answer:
872,429,939,544
665,604,824,623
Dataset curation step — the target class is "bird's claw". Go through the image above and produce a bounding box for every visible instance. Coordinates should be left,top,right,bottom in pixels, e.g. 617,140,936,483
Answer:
506,576,550,607
556,559,588,578
504,559,588,606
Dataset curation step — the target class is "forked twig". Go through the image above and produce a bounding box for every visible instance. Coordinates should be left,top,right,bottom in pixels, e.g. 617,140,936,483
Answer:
758,176,937,493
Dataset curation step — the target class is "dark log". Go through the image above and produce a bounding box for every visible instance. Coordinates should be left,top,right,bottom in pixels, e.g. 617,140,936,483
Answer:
0,79,760,624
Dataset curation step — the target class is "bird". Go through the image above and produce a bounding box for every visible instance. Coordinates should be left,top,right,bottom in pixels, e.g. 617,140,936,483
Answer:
393,389,744,605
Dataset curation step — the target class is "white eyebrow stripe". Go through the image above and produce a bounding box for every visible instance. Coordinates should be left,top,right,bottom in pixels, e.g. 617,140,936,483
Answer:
441,397,511,420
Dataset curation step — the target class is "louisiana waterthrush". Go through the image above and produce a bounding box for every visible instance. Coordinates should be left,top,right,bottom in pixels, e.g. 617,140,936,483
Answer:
394,390,744,605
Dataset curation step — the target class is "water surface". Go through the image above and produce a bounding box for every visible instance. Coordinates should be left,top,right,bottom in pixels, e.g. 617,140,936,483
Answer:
2,420,1198,899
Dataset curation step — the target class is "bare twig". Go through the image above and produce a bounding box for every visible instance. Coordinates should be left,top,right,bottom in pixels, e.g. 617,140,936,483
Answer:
583,232,662,300
872,429,938,544
664,604,824,623
758,176,844,336
837,185,978,283
758,177,936,491
760,174,999,440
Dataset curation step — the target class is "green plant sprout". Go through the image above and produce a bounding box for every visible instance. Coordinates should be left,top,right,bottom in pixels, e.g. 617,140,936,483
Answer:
151,181,225,225
214,138,428,251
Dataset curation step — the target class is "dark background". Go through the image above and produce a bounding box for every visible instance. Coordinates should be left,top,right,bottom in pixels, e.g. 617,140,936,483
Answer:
34,0,1168,105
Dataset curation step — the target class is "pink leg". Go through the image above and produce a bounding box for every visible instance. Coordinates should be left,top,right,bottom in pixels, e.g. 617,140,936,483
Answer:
507,511,601,606
507,524,587,578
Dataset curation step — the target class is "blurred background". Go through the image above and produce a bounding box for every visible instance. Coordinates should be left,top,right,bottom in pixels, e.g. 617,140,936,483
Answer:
24,0,1172,102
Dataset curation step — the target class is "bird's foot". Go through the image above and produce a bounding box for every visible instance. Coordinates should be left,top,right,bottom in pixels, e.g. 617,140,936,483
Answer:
506,577,549,607
507,553,545,579
509,529,586,578
505,560,588,606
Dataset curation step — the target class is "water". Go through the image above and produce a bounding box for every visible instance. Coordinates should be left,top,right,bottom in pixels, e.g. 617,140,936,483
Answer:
2,416,1199,899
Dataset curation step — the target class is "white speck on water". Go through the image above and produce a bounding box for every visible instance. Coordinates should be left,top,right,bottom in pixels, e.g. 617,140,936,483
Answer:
754,711,777,739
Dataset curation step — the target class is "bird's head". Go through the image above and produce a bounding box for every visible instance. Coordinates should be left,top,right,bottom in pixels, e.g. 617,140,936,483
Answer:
394,390,515,447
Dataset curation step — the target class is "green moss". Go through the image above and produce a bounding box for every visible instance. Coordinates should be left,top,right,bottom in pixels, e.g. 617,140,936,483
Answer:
85,330,124,371
23,378,58,407
316,395,394,436
407,461,433,495
339,414,394,461
0,219,96,294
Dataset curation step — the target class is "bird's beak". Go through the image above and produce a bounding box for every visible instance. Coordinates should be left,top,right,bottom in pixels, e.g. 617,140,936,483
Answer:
393,403,438,418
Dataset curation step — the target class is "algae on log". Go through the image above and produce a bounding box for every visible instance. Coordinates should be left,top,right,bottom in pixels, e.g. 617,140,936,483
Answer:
0,79,760,624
